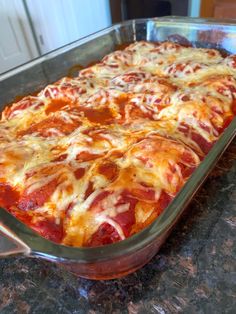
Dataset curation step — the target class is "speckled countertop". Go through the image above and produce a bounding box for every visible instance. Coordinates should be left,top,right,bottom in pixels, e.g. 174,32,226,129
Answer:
0,139,236,314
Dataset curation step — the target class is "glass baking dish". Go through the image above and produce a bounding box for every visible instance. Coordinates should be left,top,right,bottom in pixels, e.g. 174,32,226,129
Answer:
1,16,236,280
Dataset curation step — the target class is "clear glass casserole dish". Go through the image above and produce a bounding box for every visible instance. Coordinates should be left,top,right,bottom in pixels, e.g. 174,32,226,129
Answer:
1,16,236,280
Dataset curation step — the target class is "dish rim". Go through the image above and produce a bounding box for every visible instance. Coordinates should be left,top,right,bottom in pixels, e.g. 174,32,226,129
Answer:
1,16,236,263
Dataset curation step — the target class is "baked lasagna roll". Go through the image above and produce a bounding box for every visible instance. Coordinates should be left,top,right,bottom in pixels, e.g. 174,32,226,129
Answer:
0,41,236,247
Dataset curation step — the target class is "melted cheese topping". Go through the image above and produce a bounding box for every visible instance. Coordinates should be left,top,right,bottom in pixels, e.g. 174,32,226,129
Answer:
1,41,236,247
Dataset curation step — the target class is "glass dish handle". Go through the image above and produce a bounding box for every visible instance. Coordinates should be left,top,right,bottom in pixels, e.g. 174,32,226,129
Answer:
0,222,30,257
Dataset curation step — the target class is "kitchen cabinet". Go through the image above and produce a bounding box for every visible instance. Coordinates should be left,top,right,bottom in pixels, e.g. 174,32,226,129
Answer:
0,0,39,73
0,0,111,73
26,0,111,54
214,0,236,19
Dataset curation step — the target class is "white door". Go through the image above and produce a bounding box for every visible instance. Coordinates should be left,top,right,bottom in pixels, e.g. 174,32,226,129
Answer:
26,0,111,55
0,0,39,73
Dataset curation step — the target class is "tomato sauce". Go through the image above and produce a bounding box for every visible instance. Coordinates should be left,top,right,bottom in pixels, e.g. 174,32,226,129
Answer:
158,191,173,213
129,185,156,202
76,151,102,162
18,179,58,211
87,222,121,247
7,206,63,243
53,154,68,162
84,181,95,200
74,168,86,180
231,99,236,115
98,161,118,181
19,116,80,137
33,219,64,243
191,132,213,155
113,193,137,237
89,191,110,211
0,183,19,208
80,107,114,125
178,122,213,155
3,97,44,120
45,98,70,115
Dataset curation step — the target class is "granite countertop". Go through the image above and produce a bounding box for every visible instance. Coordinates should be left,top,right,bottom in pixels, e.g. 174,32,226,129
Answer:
0,139,236,314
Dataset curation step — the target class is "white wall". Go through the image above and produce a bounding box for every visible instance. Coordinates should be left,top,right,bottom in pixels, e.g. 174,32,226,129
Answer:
26,0,111,54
